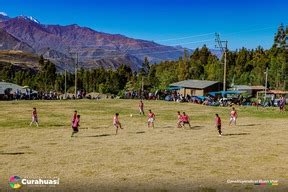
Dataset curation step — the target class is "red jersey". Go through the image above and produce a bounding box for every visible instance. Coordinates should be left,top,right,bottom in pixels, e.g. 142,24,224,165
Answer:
72,118,80,128
148,112,155,119
215,116,221,125
181,115,189,122
72,114,77,123
230,110,237,118
32,111,37,118
113,116,119,124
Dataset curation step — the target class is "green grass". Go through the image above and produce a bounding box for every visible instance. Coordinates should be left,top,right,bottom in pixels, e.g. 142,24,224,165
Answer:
0,99,287,191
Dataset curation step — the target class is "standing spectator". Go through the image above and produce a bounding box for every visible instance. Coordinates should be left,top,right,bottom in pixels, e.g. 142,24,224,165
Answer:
29,108,39,127
229,107,238,126
139,100,145,115
279,96,286,112
215,114,222,136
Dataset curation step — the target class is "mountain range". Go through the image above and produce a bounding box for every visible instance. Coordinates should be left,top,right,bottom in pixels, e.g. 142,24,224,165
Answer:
0,13,187,71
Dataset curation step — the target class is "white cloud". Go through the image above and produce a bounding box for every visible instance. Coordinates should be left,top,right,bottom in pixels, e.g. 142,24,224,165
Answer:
0,12,8,16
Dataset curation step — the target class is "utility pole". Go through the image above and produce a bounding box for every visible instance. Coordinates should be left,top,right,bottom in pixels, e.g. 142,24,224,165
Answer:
67,50,79,98
141,76,144,99
215,33,228,91
264,67,268,100
75,53,78,98
284,33,287,90
64,63,67,99
277,30,288,90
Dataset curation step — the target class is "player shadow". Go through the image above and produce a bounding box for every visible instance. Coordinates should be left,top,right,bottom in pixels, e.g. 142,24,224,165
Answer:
187,126,205,130
0,152,25,155
136,131,145,134
163,125,175,129
84,134,113,137
90,126,110,129
237,124,261,127
52,124,66,127
222,133,250,136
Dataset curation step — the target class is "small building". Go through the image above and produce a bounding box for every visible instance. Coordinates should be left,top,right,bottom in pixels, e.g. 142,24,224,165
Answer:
169,79,223,96
231,85,265,97
257,90,288,98
0,81,26,95
250,86,266,96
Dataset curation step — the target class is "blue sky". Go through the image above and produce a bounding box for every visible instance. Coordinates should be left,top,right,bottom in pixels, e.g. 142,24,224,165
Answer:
1,0,287,50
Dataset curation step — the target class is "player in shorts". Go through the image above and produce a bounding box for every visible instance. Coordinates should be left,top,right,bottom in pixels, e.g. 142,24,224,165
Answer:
139,100,145,115
147,109,155,128
113,113,123,135
71,115,80,137
229,107,238,126
215,114,222,136
181,112,191,128
177,111,183,128
29,107,39,127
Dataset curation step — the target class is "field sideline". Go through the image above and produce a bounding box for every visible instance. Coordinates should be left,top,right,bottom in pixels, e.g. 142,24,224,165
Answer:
0,99,287,191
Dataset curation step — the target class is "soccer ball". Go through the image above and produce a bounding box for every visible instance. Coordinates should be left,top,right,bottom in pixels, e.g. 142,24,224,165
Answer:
130,114,133,117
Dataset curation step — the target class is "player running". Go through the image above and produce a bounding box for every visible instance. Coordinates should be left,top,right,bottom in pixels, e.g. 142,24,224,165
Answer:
215,114,222,136
177,111,183,128
113,113,123,135
71,115,80,137
229,107,238,126
147,109,156,128
72,110,77,124
181,112,191,128
29,107,39,127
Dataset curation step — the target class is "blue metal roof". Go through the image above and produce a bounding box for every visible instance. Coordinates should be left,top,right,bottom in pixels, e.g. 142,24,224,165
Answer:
167,86,182,90
208,90,246,97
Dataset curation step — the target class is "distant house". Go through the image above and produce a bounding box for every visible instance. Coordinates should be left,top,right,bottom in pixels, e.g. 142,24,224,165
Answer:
256,90,288,97
231,85,265,97
1,82,22,93
169,79,223,96
0,81,29,97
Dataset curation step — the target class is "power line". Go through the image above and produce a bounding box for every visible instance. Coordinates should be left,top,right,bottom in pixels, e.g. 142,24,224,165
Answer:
58,24,278,57
46,41,217,63
222,26,276,38
58,38,214,61
68,38,214,53
156,32,215,42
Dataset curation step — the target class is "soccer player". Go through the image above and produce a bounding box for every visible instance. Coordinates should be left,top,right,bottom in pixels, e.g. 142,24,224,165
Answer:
29,107,39,127
72,110,77,124
181,112,191,128
215,114,222,136
147,109,156,128
177,111,183,128
71,115,80,137
229,107,238,126
113,113,123,135
139,100,145,115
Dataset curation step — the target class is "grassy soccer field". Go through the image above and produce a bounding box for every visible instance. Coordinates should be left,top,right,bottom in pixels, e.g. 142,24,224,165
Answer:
0,99,287,191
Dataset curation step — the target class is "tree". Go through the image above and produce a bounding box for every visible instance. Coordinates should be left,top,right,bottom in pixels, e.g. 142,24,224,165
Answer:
116,64,133,90
140,57,150,76
38,60,57,91
274,23,286,47
204,55,221,81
